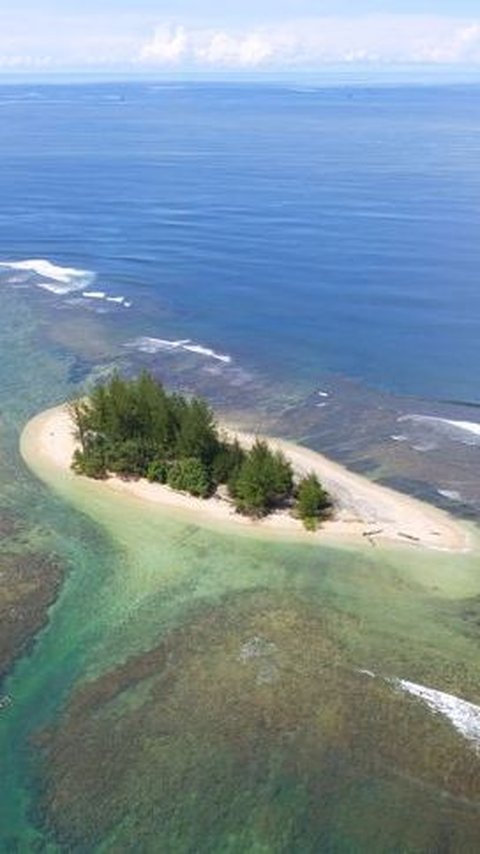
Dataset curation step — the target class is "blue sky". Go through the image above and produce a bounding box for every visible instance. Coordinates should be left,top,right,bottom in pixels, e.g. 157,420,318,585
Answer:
2,1,480,73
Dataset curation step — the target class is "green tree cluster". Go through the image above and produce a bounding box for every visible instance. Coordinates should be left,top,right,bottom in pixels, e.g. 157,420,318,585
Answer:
229,440,293,518
70,372,330,524
295,473,332,530
71,372,228,494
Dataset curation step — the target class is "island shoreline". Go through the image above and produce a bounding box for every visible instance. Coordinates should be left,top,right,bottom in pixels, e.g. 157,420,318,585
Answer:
20,405,472,554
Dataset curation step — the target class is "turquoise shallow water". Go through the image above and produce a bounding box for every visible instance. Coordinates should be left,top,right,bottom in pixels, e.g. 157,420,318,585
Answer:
3,464,480,849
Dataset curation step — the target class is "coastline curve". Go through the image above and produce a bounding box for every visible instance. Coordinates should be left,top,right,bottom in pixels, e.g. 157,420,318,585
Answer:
20,406,473,554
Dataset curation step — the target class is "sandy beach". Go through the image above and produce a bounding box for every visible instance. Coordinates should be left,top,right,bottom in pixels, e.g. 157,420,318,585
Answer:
21,405,471,553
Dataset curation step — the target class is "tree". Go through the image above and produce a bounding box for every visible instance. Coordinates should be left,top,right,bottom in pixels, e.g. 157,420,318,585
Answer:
167,457,211,498
211,439,245,486
296,473,331,530
175,397,219,465
147,458,168,484
106,438,152,477
133,371,174,452
229,440,293,517
68,400,89,452
71,445,107,479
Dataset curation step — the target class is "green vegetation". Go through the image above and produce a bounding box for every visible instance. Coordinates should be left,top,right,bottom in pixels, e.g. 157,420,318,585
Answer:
70,372,330,524
230,439,293,518
167,457,211,498
296,473,332,530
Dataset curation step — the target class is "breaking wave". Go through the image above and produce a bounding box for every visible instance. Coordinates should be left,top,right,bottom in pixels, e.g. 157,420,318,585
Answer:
0,258,95,294
82,291,130,307
437,489,462,502
396,679,480,750
0,258,132,308
358,668,480,750
126,336,232,364
398,414,480,447
182,343,231,363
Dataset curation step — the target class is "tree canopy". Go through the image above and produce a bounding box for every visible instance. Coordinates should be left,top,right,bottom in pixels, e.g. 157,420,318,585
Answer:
70,371,330,524
296,473,332,530
230,440,293,518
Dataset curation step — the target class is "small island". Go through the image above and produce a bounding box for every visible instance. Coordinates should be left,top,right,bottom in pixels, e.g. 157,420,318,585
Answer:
70,371,331,530
21,397,470,552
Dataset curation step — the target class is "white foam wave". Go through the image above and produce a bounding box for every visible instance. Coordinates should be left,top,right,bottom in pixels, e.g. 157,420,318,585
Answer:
130,337,191,354
357,669,480,750
357,668,376,678
318,391,329,398
412,442,438,453
83,291,106,300
182,343,231,364
397,679,480,749
0,258,95,294
82,291,128,306
399,414,480,446
438,489,462,502
446,419,480,437
127,336,232,364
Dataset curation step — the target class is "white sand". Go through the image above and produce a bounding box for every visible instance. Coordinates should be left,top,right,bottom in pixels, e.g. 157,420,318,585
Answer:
20,406,472,553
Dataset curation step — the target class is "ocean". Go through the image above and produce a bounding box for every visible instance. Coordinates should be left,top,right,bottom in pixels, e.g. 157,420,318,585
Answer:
0,80,479,850
1,81,480,398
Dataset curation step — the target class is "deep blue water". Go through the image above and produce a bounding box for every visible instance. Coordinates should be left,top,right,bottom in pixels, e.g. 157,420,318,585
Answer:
0,81,479,402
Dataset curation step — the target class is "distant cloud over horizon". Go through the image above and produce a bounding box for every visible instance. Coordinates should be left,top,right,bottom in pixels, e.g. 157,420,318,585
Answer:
137,18,480,69
2,10,480,72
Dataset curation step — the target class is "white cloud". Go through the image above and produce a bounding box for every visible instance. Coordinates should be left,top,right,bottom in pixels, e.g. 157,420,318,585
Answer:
272,16,480,65
140,25,188,64
413,22,480,63
196,31,275,67
135,17,480,69
2,13,480,71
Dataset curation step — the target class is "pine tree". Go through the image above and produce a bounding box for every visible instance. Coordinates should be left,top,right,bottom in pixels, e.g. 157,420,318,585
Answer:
229,440,293,517
296,473,331,530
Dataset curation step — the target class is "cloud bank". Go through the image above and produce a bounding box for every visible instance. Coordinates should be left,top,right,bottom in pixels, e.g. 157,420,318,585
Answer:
137,18,480,68
2,15,480,70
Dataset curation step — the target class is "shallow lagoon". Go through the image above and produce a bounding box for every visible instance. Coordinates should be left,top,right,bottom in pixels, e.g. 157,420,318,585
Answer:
0,409,478,850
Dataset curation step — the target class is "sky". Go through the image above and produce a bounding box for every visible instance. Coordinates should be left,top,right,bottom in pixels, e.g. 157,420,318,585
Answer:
2,1,480,74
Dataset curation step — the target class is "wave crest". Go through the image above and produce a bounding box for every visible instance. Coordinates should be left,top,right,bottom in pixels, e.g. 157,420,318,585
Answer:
0,258,95,294
397,678,480,750
398,414,480,446
126,336,232,364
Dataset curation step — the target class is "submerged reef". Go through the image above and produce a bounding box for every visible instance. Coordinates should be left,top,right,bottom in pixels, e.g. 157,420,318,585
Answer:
35,589,480,851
